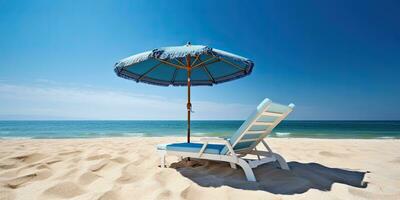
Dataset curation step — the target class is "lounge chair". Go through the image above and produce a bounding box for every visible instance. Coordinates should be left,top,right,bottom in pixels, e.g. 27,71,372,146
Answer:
157,98,295,181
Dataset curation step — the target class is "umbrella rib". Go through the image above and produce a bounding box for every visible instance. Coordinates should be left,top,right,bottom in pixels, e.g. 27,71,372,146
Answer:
203,67,215,83
192,56,217,68
175,58,185,66
138,62,163,81
191,55,200,66
219,57,245,71
192,58,221,70
171,68,178,84
195,57,215,83
154,58,187,70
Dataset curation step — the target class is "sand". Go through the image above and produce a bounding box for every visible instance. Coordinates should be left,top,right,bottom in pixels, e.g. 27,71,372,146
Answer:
0,137,399,200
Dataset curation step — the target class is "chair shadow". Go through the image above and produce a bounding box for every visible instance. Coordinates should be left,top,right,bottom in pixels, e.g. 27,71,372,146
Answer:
169,160,368,194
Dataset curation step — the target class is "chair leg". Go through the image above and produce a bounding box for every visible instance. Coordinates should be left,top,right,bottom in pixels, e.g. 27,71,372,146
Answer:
229,162,237,169
158,151,166,168
273,153,290,170
237,158,256,181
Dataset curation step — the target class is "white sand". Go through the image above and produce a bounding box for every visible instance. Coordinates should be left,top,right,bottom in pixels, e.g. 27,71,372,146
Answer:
0,137,399,200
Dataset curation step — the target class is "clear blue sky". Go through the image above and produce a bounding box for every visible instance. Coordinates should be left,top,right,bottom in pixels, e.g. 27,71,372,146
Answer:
0,0,399,120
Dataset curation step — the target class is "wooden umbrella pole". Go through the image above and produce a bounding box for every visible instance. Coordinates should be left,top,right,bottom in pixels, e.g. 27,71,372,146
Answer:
186,55,191,143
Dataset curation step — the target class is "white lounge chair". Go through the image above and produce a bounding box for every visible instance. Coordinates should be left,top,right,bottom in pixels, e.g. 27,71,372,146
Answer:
157,98,295,181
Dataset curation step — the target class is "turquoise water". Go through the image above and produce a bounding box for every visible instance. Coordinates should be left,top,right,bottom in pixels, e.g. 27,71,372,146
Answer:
0,120,399,139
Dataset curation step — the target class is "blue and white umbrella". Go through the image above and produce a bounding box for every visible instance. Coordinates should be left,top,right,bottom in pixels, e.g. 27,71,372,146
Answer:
114,43,254,142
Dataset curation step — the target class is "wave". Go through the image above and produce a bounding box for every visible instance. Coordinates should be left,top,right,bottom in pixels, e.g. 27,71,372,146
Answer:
16,132,148,139
118,132,145,137
0,136,33,140
80,132,146,137
376,136,396,139
192,132,212,136
275,132,291,137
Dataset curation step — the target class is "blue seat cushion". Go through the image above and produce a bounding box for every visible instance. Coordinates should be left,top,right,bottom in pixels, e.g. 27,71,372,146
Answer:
165,142,225,154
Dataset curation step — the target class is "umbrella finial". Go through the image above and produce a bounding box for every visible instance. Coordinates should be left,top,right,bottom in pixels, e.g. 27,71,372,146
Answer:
186,41,191,46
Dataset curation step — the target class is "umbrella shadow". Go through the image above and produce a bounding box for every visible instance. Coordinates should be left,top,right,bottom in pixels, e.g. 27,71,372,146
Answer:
169,160,368,194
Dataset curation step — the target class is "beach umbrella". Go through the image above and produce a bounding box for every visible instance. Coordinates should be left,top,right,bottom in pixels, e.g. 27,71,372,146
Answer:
114,43,254,143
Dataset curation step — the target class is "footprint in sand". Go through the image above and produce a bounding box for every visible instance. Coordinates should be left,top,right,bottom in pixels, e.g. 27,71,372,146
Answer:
115,171,134,184
89,159,109,172
71,157,81,163
0,153,47,170
86,154,111,161
153,170,172,187
97,190,120,200
41,181,85,199
36,164,50,170
0,152,11,159
4,173,37,189
11,153,47,164
319,151,348,157
0,189,16,200
116,163,144,184
156,190,172,199
348,187,399,199
130,155,146,166
78,171,101,185
0,162,17,170
58,150,82,156
389,157,400,163
118,150,129,155
56,168,79,180
14,157,61,175
3,169,52,189
110,156,128,164
43,157,63,165
181,184,229,200
180,185,198,199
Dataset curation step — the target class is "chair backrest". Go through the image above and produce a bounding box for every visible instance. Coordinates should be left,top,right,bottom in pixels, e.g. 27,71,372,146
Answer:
220,98,294,155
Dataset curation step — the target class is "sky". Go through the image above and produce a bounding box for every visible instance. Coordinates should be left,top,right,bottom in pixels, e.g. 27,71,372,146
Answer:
0,0,399,120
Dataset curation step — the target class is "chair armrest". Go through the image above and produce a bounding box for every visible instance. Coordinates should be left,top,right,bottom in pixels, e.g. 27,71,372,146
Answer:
197,137,226,157
198,137,237,161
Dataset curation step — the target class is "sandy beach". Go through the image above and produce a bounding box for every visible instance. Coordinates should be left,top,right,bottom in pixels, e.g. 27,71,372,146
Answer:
0,137,399,200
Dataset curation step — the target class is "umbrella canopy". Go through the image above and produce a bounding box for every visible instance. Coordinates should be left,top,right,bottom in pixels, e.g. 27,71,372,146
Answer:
114,43,254,142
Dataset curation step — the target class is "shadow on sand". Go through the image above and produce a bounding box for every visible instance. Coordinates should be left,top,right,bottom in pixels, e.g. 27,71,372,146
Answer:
170,160,368,194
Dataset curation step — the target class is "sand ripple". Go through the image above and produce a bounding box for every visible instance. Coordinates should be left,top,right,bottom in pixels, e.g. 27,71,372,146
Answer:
42,181,85,198
0,138,398,200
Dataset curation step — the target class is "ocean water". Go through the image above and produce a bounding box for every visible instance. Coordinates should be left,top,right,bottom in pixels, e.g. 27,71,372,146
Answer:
0,120,399,139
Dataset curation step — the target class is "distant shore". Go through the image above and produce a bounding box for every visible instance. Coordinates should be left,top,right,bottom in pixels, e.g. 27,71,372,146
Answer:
1,137,399,199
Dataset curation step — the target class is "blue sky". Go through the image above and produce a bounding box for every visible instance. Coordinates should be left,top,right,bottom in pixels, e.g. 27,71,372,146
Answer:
0,0,399,120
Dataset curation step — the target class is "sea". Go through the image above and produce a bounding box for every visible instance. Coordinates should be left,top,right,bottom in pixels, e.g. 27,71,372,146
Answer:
0,120,399,140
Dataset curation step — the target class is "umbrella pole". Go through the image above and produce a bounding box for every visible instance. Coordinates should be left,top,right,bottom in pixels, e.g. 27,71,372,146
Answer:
186,55,191,143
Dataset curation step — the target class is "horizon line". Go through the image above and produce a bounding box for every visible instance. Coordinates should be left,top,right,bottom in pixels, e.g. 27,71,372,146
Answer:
1,119,399,121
